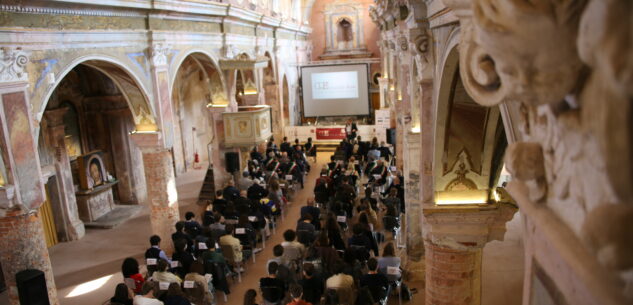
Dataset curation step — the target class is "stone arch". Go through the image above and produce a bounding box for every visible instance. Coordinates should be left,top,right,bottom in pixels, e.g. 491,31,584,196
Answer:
169,49,227,97
434,43,506,202
171,52,227,174
37,56,156,137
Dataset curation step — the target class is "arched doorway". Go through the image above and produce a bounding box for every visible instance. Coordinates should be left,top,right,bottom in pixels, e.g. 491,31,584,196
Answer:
171,53,225,174
38,60,153,242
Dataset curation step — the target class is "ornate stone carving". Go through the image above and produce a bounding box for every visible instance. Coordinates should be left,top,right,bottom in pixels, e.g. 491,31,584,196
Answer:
0,47,29,83
504,142,546,202
150,44,170,67
398,36,408,51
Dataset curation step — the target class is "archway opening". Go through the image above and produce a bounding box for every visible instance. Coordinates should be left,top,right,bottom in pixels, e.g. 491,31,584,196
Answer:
171,53,225,174
38,62,150,243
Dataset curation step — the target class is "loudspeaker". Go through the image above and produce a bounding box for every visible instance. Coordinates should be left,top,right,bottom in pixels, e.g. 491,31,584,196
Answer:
225,152,240,173
386,128,396,145
16,269,50,305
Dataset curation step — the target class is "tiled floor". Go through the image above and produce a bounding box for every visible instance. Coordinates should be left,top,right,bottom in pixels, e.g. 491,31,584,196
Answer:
0,152,524,305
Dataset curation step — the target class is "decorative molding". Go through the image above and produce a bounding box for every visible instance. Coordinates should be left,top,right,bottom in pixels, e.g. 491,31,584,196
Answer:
0,4,144,17
0,47,29,83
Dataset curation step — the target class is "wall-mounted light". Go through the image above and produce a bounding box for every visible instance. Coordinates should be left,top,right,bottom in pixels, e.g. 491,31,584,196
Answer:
206,91,229,108
243,79,258,95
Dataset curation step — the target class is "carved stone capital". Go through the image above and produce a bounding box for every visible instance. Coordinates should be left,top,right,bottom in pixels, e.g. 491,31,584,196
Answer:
423,203,518,249
0,47,29,84
150,44,170,67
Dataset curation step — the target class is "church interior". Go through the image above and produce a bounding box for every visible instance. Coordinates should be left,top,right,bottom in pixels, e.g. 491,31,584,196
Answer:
0,0,631,305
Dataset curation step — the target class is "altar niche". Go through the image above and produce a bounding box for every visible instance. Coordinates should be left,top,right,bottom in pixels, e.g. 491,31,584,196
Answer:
319,0,372,59
38,63,147,240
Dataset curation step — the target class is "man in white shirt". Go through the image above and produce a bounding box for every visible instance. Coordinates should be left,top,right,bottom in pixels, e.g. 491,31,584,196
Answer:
133,281,163,305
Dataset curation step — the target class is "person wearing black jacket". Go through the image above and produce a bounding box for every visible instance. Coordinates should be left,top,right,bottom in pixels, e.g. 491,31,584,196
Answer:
247,181,268,201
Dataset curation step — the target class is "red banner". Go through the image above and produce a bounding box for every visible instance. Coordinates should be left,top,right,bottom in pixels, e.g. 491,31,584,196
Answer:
315,127,347,140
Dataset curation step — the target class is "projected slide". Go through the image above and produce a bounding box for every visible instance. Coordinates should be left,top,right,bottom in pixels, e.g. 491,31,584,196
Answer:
311,71,359,100
301,64,370,117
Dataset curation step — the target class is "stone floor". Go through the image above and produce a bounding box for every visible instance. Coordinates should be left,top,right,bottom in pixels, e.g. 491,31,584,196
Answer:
0,152,524,305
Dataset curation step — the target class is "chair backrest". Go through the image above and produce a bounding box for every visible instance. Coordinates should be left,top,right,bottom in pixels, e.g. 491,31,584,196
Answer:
367,285,387,303
209,262,230,294
225,219,239,225
123,278,136,290
349,244,370,261
183,280,205,304
324,288,339,305
261,285,284,303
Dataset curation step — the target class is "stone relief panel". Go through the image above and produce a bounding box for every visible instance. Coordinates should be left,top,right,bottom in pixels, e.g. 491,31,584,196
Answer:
448,0,633,298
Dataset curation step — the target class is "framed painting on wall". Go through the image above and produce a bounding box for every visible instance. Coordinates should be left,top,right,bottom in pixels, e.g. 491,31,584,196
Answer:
77,151,107,190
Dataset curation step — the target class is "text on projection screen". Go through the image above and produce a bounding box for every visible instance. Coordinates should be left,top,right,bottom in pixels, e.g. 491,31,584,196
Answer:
311,71,359,100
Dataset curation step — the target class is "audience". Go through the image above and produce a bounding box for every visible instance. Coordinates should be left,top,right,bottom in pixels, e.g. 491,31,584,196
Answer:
125,136,412,305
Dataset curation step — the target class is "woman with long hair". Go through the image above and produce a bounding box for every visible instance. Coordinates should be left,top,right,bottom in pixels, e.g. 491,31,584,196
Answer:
110,283,133,305
121,257,144,294
243,289,259,305
324,213,346,250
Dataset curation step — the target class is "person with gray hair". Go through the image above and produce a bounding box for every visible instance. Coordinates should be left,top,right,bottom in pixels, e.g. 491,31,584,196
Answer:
238,171,254,191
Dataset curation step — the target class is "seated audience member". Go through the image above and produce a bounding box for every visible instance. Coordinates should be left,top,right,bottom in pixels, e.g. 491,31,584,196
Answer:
323,214,346,251
111,283,133,305
163,282,191,305
378,141,392,161
223,180,240,202
171,239,194,279
239,171,255,191
133,281,163,305
152,259,182,284
172,221,193,252
267,244,295,285
219,224,243,263
382,188,401,215
362,187,378,211
299,263,324,305
260,262,286,305
200,239,227,270
313,233,340,277
360,258,389,302
325,261,355,305
287,284,312,305
281,230,306,268
296,214,316,246
377,242,402,281
347,224,372,261
145,235,171,275
299,198,321,230
212,190,228,215
184,261,213,305
244,289,259,305
184,211,202,237
209,212,226,231
247,179,268,201
121,257,144,294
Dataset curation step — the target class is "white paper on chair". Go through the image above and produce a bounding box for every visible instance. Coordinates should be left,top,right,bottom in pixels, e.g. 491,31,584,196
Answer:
198,242,208,250
354,160,359,165
337,216,347,223
285,175,293,180
235,228,246,234
146,258,157,266
373,174,382,180
390,166,397,172
280,184,285,187
183,281,194,289
215,243,220,249
387,266,400,275
159,282,170,290
248,216,257,222
205,273,213,282
171,261,180,268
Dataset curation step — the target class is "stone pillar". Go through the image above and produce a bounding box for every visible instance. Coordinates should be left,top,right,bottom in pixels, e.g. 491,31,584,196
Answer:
0,209,59,305
423,203,517,305
0,47,58,305
265,83,283,141
403,131,424,281
44,108,85,240
130,132,179,253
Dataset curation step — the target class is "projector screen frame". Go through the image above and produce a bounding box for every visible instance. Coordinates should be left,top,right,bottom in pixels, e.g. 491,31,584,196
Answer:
300,63,372,118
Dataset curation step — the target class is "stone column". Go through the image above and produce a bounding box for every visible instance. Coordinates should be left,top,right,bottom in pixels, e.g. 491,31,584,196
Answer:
0,47,58,305
130,132,179,253
0,209,59,305
43,108,85,240
423,203,517,305
265,82,283,141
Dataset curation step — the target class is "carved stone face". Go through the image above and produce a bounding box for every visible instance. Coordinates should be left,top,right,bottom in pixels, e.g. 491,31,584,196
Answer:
472,0,585,106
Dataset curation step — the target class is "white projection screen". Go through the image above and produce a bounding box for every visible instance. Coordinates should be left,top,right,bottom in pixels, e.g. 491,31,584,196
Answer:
301,64,370,117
